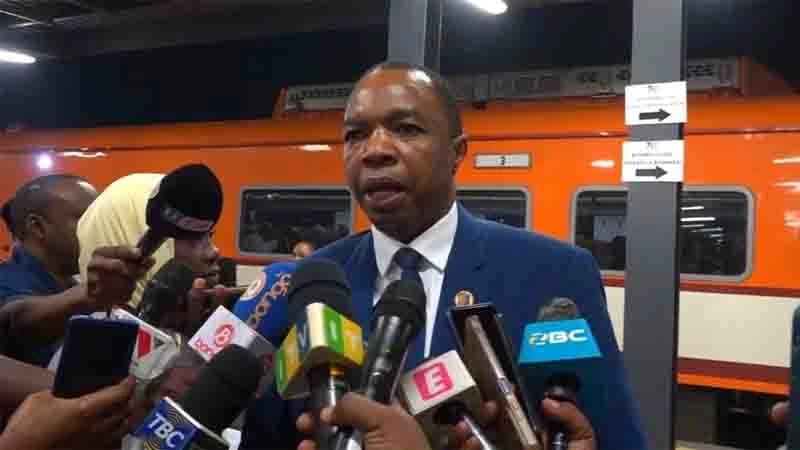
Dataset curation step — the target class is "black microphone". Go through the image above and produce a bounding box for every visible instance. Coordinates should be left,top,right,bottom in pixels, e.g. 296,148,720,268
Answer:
132,344,263,450
332,279,426,450
280,258,358,450
137,258,195,332
138,163,223,258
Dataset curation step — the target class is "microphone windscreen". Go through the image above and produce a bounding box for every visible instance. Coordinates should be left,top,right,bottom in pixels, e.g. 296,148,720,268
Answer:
178,344,263,434
137,258,195,325
146,164,223,240
373,279,426,332
536,297,580,322
287,257,352,321
232,261,296,345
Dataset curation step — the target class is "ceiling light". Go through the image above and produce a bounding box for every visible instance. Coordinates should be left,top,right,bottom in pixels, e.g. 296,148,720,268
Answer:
681,216,715,223
36,154,53,170
0,49,36,64
681,205,704,211
462,0,508,14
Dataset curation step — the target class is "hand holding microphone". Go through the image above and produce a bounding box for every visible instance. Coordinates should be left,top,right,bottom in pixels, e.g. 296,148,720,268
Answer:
2,377,136,450
85,246,155,311
298,392,432,450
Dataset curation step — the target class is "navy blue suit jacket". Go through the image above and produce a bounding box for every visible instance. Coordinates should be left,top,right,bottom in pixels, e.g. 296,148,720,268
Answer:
241,204,646,450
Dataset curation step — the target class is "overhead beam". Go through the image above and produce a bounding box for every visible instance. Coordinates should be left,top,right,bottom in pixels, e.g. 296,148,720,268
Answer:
52,0,386,58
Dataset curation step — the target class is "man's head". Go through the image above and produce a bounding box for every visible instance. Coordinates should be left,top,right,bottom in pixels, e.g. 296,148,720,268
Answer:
343,62,467,243
174,233,221,287
293,240,316,258
11,174,98,276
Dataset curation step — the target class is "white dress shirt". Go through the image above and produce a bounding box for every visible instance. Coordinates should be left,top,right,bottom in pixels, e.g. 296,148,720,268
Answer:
371,202,459,357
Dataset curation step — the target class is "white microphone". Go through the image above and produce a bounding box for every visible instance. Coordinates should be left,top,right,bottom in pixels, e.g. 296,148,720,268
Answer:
397,350,496,450
188,305,276,388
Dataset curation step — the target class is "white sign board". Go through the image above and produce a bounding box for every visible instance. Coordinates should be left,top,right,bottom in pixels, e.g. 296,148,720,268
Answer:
474,153,531,169
624,81,687,125
622,140,684,183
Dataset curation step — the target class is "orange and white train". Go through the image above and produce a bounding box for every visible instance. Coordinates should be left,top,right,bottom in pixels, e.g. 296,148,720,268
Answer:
0,56,798,427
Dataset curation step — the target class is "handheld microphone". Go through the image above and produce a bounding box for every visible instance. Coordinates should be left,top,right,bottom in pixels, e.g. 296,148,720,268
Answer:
188,305,276,388
133,344,263,450
450,304,544,450
109,308,179,380
137,258,196,332
517,297,602,450
331,278,426,450
274,258,364,450
138,163,223,258
231,261,296,345
398,350,496,450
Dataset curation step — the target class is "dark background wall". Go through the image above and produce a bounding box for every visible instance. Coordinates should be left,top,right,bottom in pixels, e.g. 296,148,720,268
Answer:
0,0,796,130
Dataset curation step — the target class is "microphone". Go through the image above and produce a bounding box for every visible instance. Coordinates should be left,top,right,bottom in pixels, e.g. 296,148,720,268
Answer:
449,304,544,450
397,350,496,450
138,163,223,258
231,261,297,345
109,308,179,380
331,278,426,450
137,258,195,332
188,305,276,387
517,297,602,450
274,258,364,450
132,344,263,450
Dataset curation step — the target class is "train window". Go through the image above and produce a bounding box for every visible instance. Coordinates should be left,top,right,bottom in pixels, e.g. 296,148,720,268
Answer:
238,188,352,254
457,189,529,228
573,188,750,277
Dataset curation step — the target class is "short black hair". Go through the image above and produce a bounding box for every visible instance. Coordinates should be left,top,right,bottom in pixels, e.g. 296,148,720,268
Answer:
360,61,464,139
10,174,88,239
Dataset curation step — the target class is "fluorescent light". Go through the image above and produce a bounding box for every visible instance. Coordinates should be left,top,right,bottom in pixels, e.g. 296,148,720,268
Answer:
299,144,331,152
591,160,615,168
773,157,800,164
681,216,715,223
681,205,704,211
36,154,53,170
58,151,107,158
691,227,723,233
709,233,724,238
681,223,705,229
462,0,508,14
0,49,36,64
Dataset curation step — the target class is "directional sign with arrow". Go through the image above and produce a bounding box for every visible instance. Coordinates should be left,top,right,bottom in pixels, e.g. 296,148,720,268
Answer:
622,140,684,183
638,109,671,122
635,166,668,179
625,81,687,126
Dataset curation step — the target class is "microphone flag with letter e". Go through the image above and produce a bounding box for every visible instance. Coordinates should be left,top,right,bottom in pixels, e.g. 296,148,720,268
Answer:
397,350,494,450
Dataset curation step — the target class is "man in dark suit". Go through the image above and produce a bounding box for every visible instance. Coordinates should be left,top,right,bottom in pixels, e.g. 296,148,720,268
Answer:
240,62,646,450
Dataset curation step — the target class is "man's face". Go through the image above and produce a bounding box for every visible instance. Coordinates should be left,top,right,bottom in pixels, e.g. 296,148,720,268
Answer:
343,68,466,242
174,233,221,287
44,180,97,275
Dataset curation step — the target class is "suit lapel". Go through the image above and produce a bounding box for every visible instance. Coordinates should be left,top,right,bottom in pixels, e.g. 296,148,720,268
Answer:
343,232,379,340
428,205,489,359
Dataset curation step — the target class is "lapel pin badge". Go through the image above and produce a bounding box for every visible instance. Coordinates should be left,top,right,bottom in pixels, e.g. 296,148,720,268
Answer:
454,290,476,307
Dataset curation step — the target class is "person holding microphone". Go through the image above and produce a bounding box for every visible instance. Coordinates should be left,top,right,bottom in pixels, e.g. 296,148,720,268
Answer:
296,393,597,450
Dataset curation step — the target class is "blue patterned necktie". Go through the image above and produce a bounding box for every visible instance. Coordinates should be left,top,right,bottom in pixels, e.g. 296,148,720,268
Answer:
392,247,426,365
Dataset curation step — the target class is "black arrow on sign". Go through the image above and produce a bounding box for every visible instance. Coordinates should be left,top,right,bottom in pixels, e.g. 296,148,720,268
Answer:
639,109,670,121
635,166,668,179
